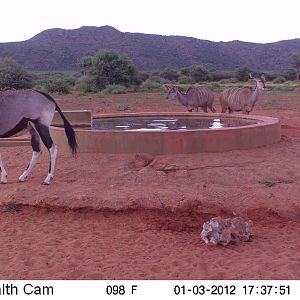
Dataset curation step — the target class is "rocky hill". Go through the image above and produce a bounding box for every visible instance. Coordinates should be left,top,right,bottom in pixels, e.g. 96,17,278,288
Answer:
0,25,299,71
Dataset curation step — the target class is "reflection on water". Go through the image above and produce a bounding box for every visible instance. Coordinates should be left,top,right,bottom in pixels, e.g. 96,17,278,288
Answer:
92,117,257,131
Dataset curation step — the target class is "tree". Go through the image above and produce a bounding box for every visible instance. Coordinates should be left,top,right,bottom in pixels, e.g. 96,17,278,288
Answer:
180,67,191,76
0,57,33,89
180,64,209,82
78,50,140,91
235,65,252,82
189,64,210,82
78,56,93,75
291,54,300,81
160,68,179,81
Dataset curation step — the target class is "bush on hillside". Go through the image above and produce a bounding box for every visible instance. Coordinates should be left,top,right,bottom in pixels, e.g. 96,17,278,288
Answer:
160,68,179,81
138,71,150,82
218,78,238,84
44,77,71,94
75,75,97,93
78,50,140,91
210,70,235,81
235,65,253,82
177,75,195,84
272,76,286,83
103,84,132,94
180,64,210,82
0,57,33,89
140,79,162,91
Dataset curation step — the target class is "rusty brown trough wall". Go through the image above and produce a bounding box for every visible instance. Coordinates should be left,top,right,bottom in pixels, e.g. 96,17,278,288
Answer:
50,113,281,154
52,110,92,127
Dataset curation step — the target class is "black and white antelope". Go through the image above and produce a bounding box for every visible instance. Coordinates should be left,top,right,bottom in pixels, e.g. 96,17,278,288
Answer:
164,85,216,113
0,89,77,185
220,74,266,114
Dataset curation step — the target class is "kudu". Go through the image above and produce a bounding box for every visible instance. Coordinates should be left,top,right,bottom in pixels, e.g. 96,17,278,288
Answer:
0,89,77,185
164,85,216,112
220,74,266,114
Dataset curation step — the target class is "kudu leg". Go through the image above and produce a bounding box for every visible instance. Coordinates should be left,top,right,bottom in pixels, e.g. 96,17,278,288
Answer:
35,123,57,185
221,107,228,113
19,124,41,182
209,105,216,113
0,154,8,184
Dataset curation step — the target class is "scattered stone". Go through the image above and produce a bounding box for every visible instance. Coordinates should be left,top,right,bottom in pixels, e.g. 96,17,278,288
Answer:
175,169,189,177
258,179,294,187
200,217,253,246
3,203,22,213
258,180,276,187
127,153,154,169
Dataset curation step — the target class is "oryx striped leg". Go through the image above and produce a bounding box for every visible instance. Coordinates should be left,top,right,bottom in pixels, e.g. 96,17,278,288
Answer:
19,124,41,182
0,155,8,184
44,144,58,185
35,123,58,185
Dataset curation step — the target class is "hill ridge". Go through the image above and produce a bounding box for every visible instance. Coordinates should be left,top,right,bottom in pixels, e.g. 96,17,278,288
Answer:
0,26,299,71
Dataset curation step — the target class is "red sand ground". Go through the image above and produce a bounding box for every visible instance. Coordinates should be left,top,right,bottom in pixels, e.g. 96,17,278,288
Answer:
1,91,300,280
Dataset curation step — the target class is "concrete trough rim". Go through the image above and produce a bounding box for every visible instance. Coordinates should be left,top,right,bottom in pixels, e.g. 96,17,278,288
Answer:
50,112,281,154
91,112,278,133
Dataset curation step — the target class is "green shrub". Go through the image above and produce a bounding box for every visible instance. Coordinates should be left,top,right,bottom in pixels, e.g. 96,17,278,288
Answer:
148,75,162,83
138,71,150,82
78,50,140,91
218,78,238,84
103,84,129,94
180,64,210,82
140,79,162,91
272,76,286,83
0,57,33,89
207,82,221,91
160,68,179,81
210,70,235,81
75,75,97,93
189,64,210,82
33,72,76,94
235,65,253,81
44,76,71,94
178,75,195,84
150,70,161,77
180,67,191,76
270,85,296,92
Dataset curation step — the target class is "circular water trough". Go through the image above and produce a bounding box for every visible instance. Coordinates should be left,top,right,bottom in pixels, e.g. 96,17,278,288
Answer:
50,112,281,154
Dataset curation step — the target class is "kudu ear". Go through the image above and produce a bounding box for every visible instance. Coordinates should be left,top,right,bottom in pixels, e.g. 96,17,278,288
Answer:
260,74,266,81
249,73,254,80
163,84,172,91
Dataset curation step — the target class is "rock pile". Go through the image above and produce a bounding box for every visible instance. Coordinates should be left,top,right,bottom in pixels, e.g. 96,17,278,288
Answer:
201,217,253,246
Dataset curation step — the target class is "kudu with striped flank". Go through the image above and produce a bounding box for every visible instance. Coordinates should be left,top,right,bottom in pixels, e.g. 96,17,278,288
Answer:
0,89,77,185
220,74,266,114
164,85,216,112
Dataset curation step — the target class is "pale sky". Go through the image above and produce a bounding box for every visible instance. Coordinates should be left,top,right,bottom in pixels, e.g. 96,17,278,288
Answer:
0,0,299,43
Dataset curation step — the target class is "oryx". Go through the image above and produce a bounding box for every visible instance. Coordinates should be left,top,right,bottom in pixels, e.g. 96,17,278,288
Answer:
0,89,77,185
